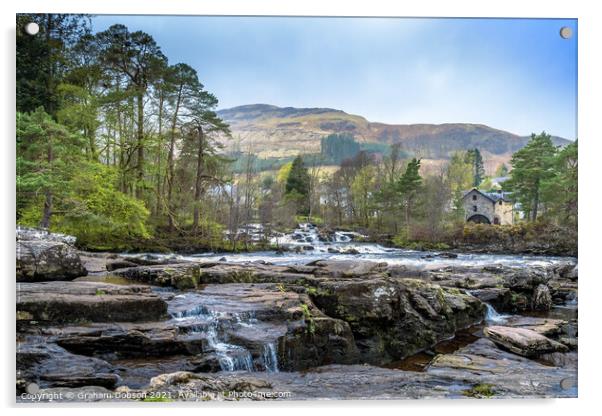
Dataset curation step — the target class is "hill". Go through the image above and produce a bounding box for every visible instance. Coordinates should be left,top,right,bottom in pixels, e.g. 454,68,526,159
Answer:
217,104,571,174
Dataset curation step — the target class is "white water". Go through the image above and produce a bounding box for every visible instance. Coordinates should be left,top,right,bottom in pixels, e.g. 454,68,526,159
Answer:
484,303,510,324
127,223,574,271
262,342,279,373
169,297,279,373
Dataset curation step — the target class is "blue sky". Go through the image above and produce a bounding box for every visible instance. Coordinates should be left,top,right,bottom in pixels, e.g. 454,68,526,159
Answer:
92,16,577,139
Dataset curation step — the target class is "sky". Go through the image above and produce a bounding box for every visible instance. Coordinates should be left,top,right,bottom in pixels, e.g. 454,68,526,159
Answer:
92,16,577,139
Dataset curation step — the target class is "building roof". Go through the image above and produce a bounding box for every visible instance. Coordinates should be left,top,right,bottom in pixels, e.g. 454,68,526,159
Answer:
463,188,513,203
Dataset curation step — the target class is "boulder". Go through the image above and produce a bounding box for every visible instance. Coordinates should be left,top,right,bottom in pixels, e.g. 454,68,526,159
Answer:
17,281,167,324
17,342,119,389
17,239,87,281
532,284,553,311
483,325,568,357
309,276,485,364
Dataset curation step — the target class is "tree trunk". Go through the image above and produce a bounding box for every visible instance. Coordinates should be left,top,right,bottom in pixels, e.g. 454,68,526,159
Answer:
166,84,183,231
135,90,144,198
40,142,54,229
192,126,205,230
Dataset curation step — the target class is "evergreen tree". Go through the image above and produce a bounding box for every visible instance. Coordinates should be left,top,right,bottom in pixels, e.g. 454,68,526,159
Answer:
285,156,311,214
466,148,485,187
395,158,422,234
504,132,557,221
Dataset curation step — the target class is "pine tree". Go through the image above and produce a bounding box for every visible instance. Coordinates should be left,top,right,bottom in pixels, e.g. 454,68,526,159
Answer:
395,158,422,234
285,156,311,214
504,132,557,221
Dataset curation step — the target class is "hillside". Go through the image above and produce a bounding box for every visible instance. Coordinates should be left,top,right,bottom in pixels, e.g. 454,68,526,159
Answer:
217,104,571,173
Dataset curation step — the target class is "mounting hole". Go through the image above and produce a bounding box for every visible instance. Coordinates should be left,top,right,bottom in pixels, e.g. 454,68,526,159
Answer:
24,22,39,36
559,26,572,39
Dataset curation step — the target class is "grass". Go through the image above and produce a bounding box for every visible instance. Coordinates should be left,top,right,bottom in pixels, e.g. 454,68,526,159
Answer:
462,383,496,398
300,303,316,335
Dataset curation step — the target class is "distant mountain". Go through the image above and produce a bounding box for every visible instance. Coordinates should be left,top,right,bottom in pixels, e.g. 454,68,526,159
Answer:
217,104,571,171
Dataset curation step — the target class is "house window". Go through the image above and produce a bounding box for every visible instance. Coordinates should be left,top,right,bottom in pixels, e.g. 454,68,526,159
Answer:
472,195,477,201
473,205,477,212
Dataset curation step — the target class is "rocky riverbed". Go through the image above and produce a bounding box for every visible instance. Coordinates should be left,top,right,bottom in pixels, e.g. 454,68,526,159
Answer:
16,226,578,402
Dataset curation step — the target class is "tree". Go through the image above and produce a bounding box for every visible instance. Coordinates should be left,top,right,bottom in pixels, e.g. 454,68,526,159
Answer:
466,148,485,187
320,133,360,164
446,151,473,219
17,14,91,116
495,163,509,177
395,158,422,234
285,156,311,215
95,24,167,197
504,132,557,221
352,166,376,227
541,140,578,226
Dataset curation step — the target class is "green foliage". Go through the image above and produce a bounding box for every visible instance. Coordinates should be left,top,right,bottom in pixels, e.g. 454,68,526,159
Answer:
320,133,360,164
463,383,495,398
465,148,485,187
285,156,311,214
17,109,150,247
300,303,316,335
504,132,558,221
495,163,509,177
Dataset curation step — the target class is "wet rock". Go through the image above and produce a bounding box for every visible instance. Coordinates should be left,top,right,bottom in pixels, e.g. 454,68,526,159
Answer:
113,262,310,287
17,240,87,282
113,263,203,289
54,322,205,359
279,316,359,371
311,260,388,278
106,260,139,271
190,354,222,373
532,284,553,311
483,325,568,357
426,338,576,398
16,282,167,324
309,276,485,364
17,342,119,389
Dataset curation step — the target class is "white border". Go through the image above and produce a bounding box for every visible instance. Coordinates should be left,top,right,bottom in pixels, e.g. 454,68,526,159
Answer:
2,0,600,414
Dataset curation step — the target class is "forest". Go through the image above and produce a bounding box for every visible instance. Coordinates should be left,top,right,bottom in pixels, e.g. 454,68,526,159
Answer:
16,14,578,252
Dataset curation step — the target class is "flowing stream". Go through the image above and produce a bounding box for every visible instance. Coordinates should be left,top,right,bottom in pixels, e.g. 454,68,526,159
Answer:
120,224,576,375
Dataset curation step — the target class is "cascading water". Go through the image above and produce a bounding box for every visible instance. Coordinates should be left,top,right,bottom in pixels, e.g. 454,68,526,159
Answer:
169,298,281,373
262,342,279,373
484,303,510,324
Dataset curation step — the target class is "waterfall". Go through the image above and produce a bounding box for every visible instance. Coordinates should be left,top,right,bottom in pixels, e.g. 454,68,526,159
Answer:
170,304,256,372
262,342,279,373
484,303,510,324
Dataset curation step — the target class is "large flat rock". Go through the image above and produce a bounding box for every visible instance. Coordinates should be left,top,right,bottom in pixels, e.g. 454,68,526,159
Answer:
483,325,568,357
17,281,167,324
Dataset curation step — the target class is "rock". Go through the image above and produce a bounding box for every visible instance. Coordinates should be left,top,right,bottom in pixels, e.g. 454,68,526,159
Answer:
105,260,139,271
532,284,552,311
219,257,227,262
190,354,222,373
146,371,272,401
17,342,119,389
311,260,388,278
16,281,167,324
53,322,205,359
17,240,87,282
309,276,485,364
504,316,566,337
17,226,77,244
426,338,576,398
483,326,568,357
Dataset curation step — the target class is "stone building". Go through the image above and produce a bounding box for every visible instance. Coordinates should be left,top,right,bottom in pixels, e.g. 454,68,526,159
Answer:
462,188,513,225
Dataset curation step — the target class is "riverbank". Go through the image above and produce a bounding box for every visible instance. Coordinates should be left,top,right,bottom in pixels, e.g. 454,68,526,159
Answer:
16,228,578,401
